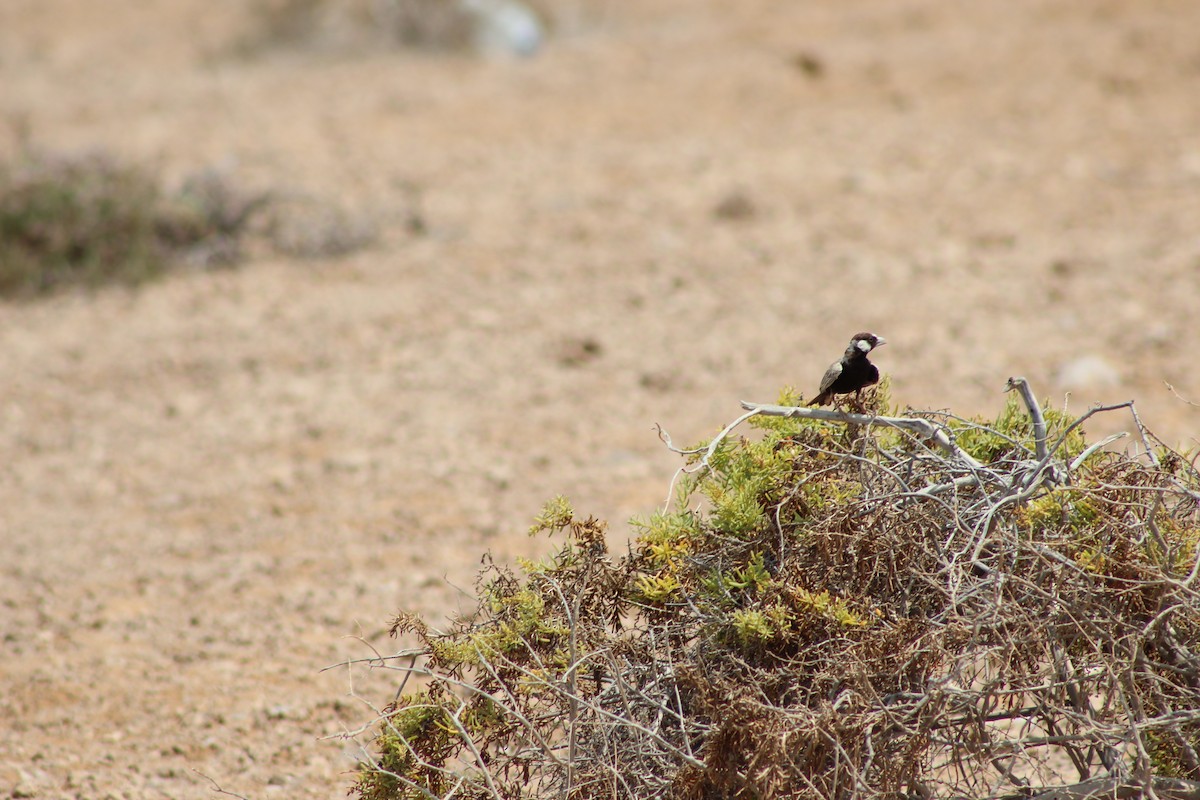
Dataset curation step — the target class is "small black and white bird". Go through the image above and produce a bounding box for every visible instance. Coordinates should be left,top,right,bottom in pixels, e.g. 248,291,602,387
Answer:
808,332,887,406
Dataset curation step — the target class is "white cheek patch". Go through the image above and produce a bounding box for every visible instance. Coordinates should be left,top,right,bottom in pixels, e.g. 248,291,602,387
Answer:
856,339,873,353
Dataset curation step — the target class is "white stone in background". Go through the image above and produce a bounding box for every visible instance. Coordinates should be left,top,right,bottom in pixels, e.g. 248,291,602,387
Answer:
1055,355,1121,389
1142,321,1174,347
462,0,544,57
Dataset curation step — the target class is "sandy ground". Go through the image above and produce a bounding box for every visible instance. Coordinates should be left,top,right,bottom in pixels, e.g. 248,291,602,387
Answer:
2,1,1199,797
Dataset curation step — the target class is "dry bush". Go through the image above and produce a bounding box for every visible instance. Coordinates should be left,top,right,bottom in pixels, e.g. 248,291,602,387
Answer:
240,0,532,54
0,145,385,299
267,192,378,259
0,149,266,297
340,379,1200,800
377,0,477,50
237,0,609,57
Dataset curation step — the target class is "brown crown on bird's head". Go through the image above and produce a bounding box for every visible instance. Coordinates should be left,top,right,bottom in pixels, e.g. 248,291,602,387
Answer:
846,332,886,356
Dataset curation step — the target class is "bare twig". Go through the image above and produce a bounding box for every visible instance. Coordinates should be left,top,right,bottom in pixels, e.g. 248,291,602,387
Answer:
1165,382,1200,407
658,407,762,509
1015,776,1200,800
1006,376,1048,461
1069,432,1128,471
193,770,252,800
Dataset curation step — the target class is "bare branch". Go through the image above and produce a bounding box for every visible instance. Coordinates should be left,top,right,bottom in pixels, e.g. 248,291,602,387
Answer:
1016,776,1200,800
1165,382,1200,407
739,400,985,468
193,770,252,800
1006,375,1048,461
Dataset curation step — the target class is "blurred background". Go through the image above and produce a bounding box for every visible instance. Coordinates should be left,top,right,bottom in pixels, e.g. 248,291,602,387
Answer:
2,1,1198,797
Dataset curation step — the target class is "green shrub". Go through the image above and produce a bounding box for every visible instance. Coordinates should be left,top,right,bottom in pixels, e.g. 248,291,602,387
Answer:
0,149,264,298
348,393,1200,800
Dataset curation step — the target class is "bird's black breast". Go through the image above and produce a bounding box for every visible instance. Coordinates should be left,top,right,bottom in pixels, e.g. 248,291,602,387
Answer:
828,358,879,395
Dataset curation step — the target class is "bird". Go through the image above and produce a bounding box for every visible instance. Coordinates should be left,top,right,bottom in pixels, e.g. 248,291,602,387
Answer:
808,332,887,406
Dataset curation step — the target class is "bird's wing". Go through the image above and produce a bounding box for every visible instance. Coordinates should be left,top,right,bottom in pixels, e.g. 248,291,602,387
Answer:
817,360,843,394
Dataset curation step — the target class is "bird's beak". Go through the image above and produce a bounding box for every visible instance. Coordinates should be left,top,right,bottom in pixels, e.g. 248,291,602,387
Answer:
875,336,887,347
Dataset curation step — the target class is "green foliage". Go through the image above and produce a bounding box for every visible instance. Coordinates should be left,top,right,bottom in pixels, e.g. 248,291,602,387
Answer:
628,511,702,606
726,550,771,594
728,605,793,648
744,386,812,436
528,495,575,536
699,432,801,536
631,510,700,560
700,550,771,611
1020,490,1100,535
789,585,871,628
361,512,623,800
632,571,682,605
356,693,439,800
950,393,1086,464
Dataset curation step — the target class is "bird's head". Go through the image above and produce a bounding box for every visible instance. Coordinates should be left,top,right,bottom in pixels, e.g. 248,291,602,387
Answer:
848,332,886,355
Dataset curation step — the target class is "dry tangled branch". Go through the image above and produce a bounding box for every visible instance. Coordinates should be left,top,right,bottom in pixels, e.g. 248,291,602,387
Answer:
340,379,1200,800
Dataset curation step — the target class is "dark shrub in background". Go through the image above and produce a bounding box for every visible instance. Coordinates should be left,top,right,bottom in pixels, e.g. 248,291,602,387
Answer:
0,149,264,298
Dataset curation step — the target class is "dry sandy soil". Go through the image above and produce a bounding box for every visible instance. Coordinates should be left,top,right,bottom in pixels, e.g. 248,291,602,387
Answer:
2,1,1199,797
